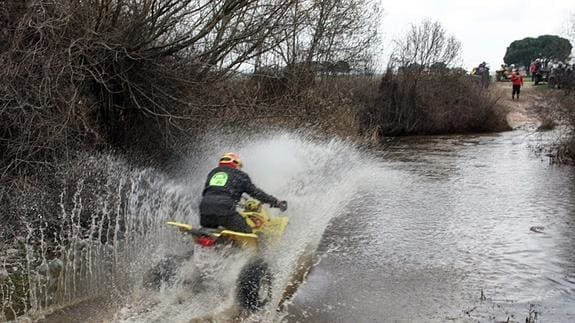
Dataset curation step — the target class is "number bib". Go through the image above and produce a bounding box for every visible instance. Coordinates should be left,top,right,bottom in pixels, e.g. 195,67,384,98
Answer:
209,172,228,186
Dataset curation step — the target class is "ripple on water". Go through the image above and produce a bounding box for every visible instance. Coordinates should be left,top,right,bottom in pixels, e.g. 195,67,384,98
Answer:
288,130,575,322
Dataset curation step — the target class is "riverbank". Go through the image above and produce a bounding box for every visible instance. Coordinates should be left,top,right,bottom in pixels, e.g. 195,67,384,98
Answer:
493,79,575,164
491,78,571,129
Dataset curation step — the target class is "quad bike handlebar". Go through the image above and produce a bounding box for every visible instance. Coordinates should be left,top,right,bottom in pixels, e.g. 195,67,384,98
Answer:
238,198,288,212
277,201,287,212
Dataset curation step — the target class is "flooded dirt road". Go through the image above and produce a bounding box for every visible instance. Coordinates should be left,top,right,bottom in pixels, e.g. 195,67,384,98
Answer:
5,125,575,322
286,130,575,322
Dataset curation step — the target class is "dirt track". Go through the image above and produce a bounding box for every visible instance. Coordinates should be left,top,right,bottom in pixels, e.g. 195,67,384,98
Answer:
492,80,548,129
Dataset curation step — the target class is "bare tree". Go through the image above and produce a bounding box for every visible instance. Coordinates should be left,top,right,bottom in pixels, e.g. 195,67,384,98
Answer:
306,0,381,66
66,0,298,77
392,19,461,70
360,20,472,136
0,0,302,186
261,0,381,71
0,0,383,193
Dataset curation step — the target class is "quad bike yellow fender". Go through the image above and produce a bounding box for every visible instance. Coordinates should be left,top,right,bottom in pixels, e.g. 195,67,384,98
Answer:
166,221,260,248
166,200,288,250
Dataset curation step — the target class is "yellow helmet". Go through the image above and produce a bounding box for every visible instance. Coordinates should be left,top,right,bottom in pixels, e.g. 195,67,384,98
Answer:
219,152,242,169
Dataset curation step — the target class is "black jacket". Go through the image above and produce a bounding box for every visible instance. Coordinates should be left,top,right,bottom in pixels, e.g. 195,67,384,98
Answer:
200,166,278,215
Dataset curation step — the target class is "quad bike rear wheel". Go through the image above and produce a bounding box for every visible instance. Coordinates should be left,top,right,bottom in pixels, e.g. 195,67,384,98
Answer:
143,252,193,289
534,74,542,85
143,255,181,289
237,259,273,311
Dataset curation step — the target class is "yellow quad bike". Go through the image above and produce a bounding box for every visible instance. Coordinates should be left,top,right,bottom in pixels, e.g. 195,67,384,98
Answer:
166,199,288,250
162,200,289,311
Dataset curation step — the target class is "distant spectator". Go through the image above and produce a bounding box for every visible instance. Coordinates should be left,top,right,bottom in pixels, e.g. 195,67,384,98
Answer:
529,61,537,82
510,70,524,100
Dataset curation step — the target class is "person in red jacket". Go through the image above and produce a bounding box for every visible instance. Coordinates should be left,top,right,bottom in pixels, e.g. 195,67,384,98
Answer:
529,61,537,82
510,70,524,100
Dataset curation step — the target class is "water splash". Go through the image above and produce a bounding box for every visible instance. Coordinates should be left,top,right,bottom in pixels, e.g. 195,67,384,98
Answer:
1,131,377,321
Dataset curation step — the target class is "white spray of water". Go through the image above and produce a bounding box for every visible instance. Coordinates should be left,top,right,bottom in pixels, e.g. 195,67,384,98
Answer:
2,131,381,322
139,132,381,321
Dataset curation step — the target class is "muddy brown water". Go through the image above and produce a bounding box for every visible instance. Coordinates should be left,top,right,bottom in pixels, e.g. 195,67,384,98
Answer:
286,130,575,322
15,129,575,322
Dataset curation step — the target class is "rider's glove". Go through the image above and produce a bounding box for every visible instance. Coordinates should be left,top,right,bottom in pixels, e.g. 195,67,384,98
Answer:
277,200,288,212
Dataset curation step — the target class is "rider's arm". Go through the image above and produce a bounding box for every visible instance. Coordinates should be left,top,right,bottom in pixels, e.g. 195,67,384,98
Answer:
243,174,279,207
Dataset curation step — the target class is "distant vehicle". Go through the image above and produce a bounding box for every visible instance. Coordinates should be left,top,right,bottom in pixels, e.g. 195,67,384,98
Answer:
470,62,490,88
495,64,512,81
532,58,552,85
533,68,550,85
547,62,573,89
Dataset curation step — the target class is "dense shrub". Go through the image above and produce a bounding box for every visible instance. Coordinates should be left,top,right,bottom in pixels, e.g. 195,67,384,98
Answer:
0,0,214,184
360,68,510,139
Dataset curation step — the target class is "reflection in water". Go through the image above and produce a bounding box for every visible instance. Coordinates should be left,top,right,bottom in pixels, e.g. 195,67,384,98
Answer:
287,130,575,322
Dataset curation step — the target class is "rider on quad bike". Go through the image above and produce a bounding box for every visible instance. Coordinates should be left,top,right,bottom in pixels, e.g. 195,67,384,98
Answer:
199,153,288,233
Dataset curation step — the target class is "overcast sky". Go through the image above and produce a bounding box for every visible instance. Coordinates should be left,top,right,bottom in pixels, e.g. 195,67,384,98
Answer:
379,0,574,70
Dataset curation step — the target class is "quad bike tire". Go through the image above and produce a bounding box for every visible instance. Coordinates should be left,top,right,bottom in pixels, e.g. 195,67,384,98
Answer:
237,259,273,311
143,254,185,289
534,75,541,85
